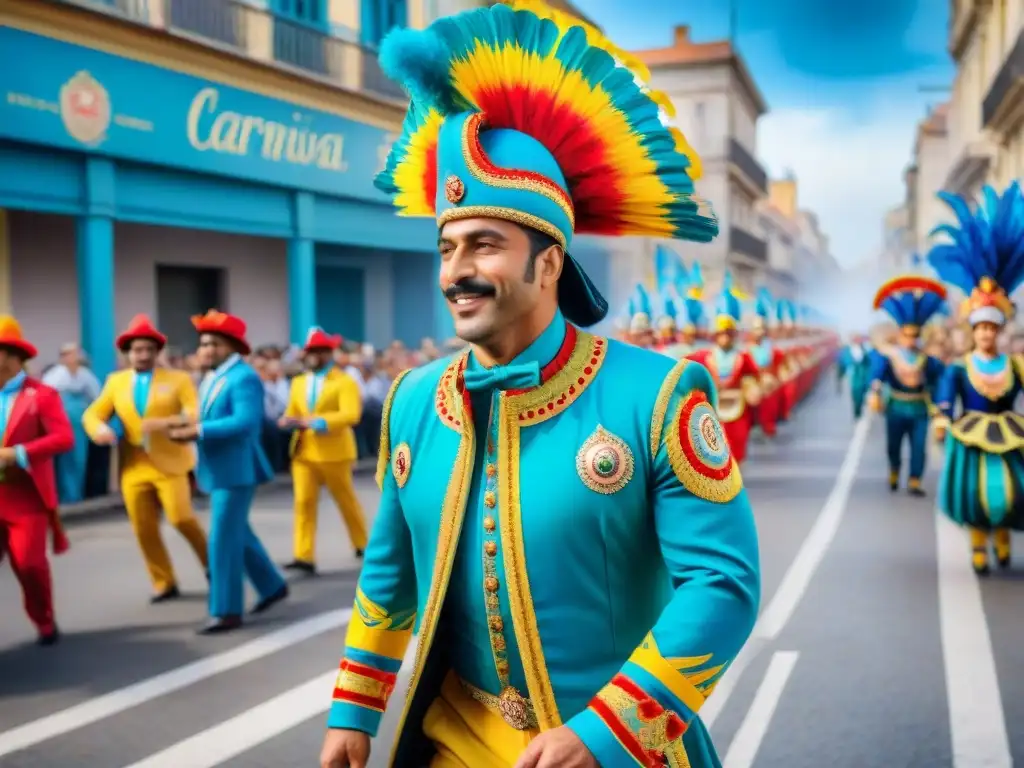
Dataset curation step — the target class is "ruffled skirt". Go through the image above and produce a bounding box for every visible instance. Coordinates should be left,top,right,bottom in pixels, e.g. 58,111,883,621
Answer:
937,411,1024,530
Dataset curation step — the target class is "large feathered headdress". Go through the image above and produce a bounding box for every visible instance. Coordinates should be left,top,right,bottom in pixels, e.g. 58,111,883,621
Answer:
375,2,716,327
872,275,947,334
714,270,743,333
927,182,1024,327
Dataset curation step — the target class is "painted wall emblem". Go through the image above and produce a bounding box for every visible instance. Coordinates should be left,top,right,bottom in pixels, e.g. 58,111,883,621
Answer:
59,71,111,146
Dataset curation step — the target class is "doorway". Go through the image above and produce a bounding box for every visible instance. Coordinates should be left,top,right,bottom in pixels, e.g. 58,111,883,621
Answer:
156,265,225,351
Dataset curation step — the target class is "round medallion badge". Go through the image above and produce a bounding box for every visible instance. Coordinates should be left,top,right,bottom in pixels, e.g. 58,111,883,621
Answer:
392,442,412,488
444,175,466,204
577,426,634,494
682,395,732,479
59,71,111,146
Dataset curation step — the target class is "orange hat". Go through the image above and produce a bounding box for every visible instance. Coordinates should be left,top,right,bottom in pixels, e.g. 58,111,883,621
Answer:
116,314,167,352
303,327,342,352
0,315,37,360
191,310,251,355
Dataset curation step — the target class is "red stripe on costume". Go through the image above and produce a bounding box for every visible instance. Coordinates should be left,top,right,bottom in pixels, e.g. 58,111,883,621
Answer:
423,143,439,212
588,697,655,766
678,392,732,480
505,324,578,395
338,659,398,686
872,275,946,309
331,688,387,712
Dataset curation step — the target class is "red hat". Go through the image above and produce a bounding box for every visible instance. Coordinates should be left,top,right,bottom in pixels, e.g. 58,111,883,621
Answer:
303,326,342,352
191,310,251,355
116,314,167,352
0,315,37,360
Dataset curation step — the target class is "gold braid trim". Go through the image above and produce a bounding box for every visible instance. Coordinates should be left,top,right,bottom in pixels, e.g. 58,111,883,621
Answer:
374,368,411,490
650,359,692,458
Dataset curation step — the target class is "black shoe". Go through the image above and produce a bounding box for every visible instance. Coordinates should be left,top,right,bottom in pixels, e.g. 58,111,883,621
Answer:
197,615,243,635
354,549,365,559
283,560,317,576
998,555,1012,569
974,562,991,576
37,627,60,646
251,585,289,615
150,585,181,604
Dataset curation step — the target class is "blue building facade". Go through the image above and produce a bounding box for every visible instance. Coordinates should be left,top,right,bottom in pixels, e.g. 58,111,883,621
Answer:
0,5,613,377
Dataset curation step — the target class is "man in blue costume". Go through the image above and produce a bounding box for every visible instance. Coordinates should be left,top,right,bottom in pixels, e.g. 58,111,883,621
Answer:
319,4,760,767
836,332,873,419
868,277,947,497
168,310,289,634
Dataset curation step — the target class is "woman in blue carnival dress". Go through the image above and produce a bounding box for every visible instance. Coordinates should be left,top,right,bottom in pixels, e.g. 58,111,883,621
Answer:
867,276,947,496
928,182,1024,575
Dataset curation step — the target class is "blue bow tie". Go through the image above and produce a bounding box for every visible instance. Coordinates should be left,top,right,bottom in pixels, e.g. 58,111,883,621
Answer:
463,361,542,392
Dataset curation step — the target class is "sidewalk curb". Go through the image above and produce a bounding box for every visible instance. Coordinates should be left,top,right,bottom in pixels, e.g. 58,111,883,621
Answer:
60,460,377,526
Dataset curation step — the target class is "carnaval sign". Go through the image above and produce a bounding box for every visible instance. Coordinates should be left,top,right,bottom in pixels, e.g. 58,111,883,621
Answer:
0,28,396,201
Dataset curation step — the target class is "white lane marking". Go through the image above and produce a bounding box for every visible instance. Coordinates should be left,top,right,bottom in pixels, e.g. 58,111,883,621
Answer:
121,640,419,768
702,413,871,728
936,515,1012,768
722,651,798,768
0,609,353,759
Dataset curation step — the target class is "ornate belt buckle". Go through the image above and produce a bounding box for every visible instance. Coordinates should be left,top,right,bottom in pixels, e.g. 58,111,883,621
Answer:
497,686,531,730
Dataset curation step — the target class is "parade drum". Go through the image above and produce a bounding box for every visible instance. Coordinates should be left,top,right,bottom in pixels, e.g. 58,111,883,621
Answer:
717,389,745,422
761,372,779,393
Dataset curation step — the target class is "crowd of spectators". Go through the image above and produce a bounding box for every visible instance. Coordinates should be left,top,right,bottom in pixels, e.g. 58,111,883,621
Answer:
35,335,462,505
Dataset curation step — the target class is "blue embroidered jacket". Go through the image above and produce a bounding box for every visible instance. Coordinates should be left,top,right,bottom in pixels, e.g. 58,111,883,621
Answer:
869,346,945,418
326,314,761,767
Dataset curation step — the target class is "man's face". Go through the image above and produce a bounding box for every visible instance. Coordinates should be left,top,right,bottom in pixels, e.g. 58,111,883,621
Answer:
898,327,919,349
197,334,234,369
304,350,331,372
0,347,19,376
438,217,555,344
751,327,766,343
127,339,159,372
716,330,735,349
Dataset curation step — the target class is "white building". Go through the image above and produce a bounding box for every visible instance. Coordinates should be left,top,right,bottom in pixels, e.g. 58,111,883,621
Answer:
633,26,770,297
910,104,952,255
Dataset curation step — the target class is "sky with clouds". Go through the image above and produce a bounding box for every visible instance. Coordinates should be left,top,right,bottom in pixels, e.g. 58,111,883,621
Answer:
574,0,954,269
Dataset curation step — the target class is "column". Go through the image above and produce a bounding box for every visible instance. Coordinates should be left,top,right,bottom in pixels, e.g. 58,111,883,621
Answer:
288,191,317,345
432,251,455,343
0,209,11,315
78,157,116,380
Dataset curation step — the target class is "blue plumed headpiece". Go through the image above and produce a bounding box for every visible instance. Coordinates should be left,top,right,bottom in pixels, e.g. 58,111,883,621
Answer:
656,289,679,331
753,287,773,329
376,2,716,327
630,284,653,332
872,275,948,334
714,270,743,332
928,182,1024,326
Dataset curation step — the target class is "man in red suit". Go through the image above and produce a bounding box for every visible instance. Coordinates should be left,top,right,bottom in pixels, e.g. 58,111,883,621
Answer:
0,316,73,645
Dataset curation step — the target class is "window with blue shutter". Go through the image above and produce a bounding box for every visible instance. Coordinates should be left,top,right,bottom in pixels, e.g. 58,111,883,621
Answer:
272,0,329,74
360,0,407,48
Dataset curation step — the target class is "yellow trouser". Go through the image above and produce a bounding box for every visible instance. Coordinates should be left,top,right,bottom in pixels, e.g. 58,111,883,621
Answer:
423,672,540,767
291,460,369,562
122,473,208,592
970,527,1011,567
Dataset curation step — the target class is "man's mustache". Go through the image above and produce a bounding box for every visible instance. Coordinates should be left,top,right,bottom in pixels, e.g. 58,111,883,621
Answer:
444,279,496,301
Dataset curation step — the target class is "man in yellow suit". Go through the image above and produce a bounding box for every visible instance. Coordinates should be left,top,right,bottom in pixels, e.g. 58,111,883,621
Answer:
83,315,208,602
279,328,368,575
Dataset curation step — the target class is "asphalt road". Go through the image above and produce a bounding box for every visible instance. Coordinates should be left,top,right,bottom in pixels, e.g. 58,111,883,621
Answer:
0,383,1018,768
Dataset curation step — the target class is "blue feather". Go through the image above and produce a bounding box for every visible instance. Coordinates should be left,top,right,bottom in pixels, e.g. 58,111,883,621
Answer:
378,27,457,112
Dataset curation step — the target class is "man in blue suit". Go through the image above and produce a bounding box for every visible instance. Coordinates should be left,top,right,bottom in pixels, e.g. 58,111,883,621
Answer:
169,310,288,634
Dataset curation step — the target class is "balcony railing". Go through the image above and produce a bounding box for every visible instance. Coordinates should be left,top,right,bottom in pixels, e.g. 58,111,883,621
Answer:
729,225,768,263
57,0,407,103
727,138,768,194
982,30,1024,129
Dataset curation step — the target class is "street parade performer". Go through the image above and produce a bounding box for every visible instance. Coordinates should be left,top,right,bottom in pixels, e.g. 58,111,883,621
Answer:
836,332,873,420
868,276,947,497
280,326,369,574
927,183,1024,575
653,289,680,356
83,314,209,603
628,284,656,349
747,288,786,439
168,311,288,634
686,271,762,464
0,316,72,646
319,4,761,767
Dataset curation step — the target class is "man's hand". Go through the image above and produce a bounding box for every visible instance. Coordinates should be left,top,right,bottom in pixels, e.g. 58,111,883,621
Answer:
168,424,199,443
93,427,117,446
141,417,172,435
513,726,597,768
868,391,883,413
934,423,947,442
0,447,16,466
319,729,370,768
